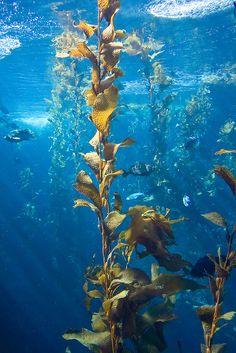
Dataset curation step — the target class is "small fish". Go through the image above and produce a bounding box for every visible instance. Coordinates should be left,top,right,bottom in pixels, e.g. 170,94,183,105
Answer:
184,136,199,149
182,195,191,207
191,255,227,278
124,163,156,177
126,192,145,201
4,128,35,143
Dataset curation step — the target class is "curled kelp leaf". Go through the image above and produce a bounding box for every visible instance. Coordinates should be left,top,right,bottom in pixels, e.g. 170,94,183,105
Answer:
102,49,121,71
214,165,236,196
91,313,109,332
70,42,97,65
63,329,111,353
91,85,118,135
124,206,190,272
73,21,97,38
100,169,124,197
104,138,135,161
102,12,116,43
74,171,102,210
80,152,106,179
201,212,228,228
111,267,151,287
113,192,122,212
89,130,100,150
99,0,120,22
196,305,215,336
201,344,226,353
73,199,101,218
104,210,126,235
84,88,97,106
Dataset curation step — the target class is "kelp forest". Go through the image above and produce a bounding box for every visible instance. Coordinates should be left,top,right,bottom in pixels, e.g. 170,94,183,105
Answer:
49,1,236,353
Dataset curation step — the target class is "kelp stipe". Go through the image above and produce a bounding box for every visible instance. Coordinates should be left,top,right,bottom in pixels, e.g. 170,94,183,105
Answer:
197,165,236,353
56,2,204,352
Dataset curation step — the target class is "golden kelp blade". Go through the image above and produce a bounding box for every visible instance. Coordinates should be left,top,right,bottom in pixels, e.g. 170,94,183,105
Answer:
70,42,97,64
215,149,236,155
73,199,101,218
91,85,118,135
214,165,236,196
104,137,135,161
104,211,126,235
84,88,97,106
201,344,226,353
201,212,228,228
113,191,122,212
63,329,111,353
102,49,121,71
74,171,102,210
74,21,97,38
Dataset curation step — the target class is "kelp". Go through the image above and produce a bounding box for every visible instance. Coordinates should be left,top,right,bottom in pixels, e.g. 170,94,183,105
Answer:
58,2,205,353
196,165,236,353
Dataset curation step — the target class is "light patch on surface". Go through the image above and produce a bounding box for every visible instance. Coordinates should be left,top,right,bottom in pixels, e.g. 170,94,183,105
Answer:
0,37,21,60
147,0,231,19
16,114,50,129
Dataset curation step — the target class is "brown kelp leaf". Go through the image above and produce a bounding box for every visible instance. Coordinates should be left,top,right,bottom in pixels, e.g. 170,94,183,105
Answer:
154,273,205,295
80,152,106,179
89,130,100,150
214,165,236,196
113,191,122,212
102,13,116,44
84,88,97,106
196,305,215,337
102,49,121,71
111,267,151,287
218,311,236,321
100,169,124,197
63,329,111,353
103,290,129,314
201,212,227,228
91,85,118,135
104,137,135,161
99,0,120,21
201,344,226,353
70,42,97,64
91,313,108,333
73,199,101,218
215,149,236,155
104,211,126,234
99,73,116,91
74,171,102,210
73,21,97,38
124,206,190,272
87,289,103,299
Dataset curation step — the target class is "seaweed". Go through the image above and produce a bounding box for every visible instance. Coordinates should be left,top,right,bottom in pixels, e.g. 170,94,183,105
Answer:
56,2,205,352
197,165,236,353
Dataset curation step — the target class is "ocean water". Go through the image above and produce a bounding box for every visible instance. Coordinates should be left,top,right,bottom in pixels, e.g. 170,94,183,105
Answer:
0,0,236,353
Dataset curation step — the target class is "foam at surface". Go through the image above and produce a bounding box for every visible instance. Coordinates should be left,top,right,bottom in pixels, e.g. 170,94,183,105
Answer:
147,0,232,19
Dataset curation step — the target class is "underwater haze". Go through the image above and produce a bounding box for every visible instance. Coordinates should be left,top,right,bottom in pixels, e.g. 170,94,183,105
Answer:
0,0,236,353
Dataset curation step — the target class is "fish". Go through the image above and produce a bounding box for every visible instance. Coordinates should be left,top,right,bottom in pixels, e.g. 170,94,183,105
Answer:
182,195,191,207
4,128,35,143
190,255,227,278
184,136,199,149
124,163,156,177
126,192,145,201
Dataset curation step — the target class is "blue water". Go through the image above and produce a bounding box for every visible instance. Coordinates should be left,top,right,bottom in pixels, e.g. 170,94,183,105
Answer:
0,0,236,352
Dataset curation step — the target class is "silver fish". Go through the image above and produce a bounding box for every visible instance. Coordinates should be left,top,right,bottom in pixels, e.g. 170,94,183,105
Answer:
182,195,191,207
126,192,145,201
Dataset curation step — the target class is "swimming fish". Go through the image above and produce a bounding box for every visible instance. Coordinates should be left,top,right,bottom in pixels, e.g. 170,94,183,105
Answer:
4,128,35,143
182,195,191,207
126,192,145,201
190,255,227,278
184,136,199,149
124,163,155,177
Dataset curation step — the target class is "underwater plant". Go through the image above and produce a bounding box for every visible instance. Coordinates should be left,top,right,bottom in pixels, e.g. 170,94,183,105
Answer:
56,2,205,352
197,164,236,353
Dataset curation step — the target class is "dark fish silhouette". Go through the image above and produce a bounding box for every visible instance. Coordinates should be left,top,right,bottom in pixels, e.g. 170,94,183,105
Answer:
4,128,35,143
124,163,156,177
184,136,199,149
190,255,227,277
